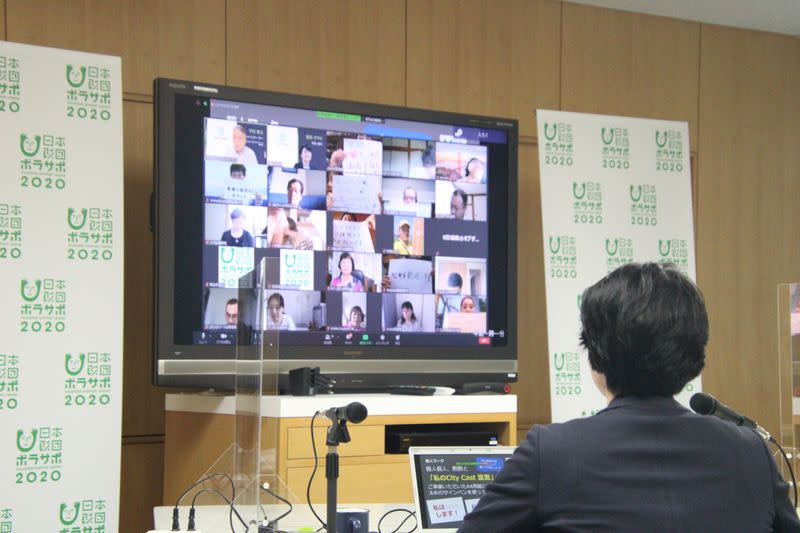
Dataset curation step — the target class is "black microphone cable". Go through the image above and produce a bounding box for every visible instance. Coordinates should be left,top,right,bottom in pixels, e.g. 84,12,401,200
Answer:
188,488,250,532
172,472,236,530
377,508,417,533
259,481,294,530
768,436,798,508
306,411,327,530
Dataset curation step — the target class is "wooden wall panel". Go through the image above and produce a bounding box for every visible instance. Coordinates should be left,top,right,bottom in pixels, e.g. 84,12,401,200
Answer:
226,0,405,105
406,0,560,137
561,3,701,150
512,142,551,429
697,25,800,436
1,0,6,40
5,0,226,95
120,441,164,533
122,100,164,436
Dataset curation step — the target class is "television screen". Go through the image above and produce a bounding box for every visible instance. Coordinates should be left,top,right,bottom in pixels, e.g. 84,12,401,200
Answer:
153,79,518,390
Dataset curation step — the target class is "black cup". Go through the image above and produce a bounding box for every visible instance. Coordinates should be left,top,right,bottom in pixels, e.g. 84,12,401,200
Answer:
336,508,369,533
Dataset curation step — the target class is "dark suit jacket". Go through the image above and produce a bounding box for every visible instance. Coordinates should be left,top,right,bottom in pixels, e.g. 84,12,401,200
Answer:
458,396,800,532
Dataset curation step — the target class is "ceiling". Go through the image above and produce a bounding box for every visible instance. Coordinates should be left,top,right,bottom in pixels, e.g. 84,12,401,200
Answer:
567,0,800,37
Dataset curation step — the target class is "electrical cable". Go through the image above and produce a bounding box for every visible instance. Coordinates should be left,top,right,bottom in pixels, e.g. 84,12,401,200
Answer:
377,508,417,533
306,411,327,530
172,472,237,530
769,436,798,508
188,488,249,532
259,482,294,527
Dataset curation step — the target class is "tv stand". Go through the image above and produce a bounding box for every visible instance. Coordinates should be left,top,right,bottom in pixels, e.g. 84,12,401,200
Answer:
162,393,517,504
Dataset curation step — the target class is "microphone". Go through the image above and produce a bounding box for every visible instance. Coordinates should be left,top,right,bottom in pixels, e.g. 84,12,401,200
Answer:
319,402,368,424
689,392,770,441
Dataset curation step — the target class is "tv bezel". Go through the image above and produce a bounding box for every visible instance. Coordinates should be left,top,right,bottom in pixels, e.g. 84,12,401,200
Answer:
153,78,518,391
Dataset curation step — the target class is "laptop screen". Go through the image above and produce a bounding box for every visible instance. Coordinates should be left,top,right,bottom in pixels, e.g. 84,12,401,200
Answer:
409,446,515,531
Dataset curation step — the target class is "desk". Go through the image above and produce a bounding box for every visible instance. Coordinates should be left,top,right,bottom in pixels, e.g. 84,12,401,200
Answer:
154,503,415,532
164,393,517,505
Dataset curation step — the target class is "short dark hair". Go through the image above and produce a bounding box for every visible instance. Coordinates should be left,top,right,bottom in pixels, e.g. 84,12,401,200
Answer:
421,146,435,167
452,188,468,205
447,273,463,288
286,217,298,232
579,262,708,397
338,251,355,271
287,178,304,194
226,298,238,307
230,163,246,176
350,305,364,321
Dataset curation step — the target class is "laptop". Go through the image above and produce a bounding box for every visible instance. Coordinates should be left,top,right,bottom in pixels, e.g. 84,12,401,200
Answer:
408,445,516,533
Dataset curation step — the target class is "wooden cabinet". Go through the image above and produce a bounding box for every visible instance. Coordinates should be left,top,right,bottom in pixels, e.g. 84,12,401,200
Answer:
163,394,517,505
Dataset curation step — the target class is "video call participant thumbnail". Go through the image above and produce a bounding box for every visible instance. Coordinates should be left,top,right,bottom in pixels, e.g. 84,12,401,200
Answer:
391,218,425,256
331,212,377,253
203,160,268,205
434,181,487,221
436,294,487,333
327,251,382,293
341,292,368,330
434,256,487,296
221,207,254,247
267,167,327,210
382,254,433,294
329,173,383,215
381,293,436,333
434,141,488,183
262,207,327,250
201,288,241,329
381,177,434,217
264,292,296,331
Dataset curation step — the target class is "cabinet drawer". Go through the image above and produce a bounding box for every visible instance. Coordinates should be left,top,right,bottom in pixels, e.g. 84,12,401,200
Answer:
286,424,385,459
287,461,413,503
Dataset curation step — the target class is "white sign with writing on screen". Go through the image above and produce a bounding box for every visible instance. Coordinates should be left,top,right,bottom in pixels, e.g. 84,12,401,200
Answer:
388,258,432,293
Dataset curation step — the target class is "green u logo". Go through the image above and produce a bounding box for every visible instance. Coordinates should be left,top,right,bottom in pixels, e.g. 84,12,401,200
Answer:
67,208,88,230
605,238,619,256
19,133,41,157
65,353,86,376
601,128,614,145
549,236,561,254
20,279,41,302
66,65,86,88
659,240,671,256
220,247,235,264
16,429,37,452
59,502,80,526
572,182,586,199
629,185,642,202
553,352,565,371
544,123,557,141
656,130,668,148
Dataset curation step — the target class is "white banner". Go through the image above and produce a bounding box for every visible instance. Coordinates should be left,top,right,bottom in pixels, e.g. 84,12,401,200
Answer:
0,42,123,531
537,110,699,422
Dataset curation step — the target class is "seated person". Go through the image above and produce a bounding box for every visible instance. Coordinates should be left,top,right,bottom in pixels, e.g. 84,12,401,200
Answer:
287,178,304,207
458,263,800,532
330,252,365,292
221,208,253,247
393,220,413,255
264,293,295,331
224,298,238,327
294,144,314,170
396,301,421,332
346,305,366,330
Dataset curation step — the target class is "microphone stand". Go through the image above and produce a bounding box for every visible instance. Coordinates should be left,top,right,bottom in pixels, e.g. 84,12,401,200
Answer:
325,418,351,533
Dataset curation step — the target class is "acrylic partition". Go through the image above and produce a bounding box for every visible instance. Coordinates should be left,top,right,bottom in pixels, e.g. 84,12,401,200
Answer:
190,257,302,532
777,283,800,483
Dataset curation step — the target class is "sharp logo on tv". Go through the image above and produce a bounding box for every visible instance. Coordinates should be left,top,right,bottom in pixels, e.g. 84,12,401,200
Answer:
655,129,684,172
0,353,20,411
571,181,603,225
548,235,577,279
18,132,67,190
657,239,689,273
18,278,67,334
64,352,112,408
541,121,574,167
0,54,22,113
600,126,630,170
605,237,633,272
65,64,112,121
0,203,23,260
66,207,114,262
14,426,63,485
629,184,657,227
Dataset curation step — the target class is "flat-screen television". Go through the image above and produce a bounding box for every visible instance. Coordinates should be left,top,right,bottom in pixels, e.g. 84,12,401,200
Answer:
153,78,518,391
